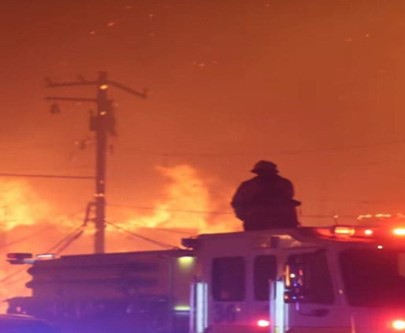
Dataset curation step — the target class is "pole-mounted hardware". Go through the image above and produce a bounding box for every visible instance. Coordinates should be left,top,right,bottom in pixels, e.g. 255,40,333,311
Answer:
45,71,146,253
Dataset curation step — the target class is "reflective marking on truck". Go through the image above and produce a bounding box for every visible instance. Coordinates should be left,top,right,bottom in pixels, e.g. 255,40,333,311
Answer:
196,282,208,333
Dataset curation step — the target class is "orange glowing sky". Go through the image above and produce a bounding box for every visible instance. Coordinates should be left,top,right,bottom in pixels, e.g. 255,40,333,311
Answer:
1,0,405,259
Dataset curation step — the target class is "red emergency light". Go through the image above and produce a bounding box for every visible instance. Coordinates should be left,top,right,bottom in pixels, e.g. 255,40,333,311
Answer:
392,319,405,330
364,229,374,236
392,228,405,236
332,226,355,236
256,319,270,327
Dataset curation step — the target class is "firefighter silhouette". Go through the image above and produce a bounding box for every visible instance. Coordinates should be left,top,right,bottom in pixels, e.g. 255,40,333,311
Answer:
231,160,300,231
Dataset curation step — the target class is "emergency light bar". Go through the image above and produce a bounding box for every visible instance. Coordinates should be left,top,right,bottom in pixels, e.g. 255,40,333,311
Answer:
330,225,375,238
36,253,57,260
6,253,33,265
6,253,57,265
314,224,405,241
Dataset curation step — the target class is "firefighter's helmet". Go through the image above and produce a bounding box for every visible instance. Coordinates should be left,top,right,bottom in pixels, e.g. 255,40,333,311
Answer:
251,160,278,174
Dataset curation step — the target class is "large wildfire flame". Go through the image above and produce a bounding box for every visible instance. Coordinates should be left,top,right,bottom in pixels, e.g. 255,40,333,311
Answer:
121,165,238,229
0,180,50,230
0,164,240,311
105,164,240,252
134,164,212,229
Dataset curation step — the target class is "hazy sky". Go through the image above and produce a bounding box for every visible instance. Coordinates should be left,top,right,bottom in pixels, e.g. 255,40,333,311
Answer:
1,0,405,248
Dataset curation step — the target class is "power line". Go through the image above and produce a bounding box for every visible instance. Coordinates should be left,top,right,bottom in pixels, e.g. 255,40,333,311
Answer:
108,203,233,215
119,138,405,159
147,227,195,236
0,209,87,250
45,224,87,254
107,221,177,248
53,229,85,254
0,267,27,284
1,275,30,289
0,173,94,180
0,221,88,287
0,225,54,249
108,203,359,220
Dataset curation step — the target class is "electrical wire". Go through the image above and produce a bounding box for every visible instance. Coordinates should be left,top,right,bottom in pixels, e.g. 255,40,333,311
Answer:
146,227,195,236
0,208,86,250
53,230,85,254
45,224,87,254
0,267,27,284
1,220,172,288
108,203,359,222
108,203,233,215
1,274,30,289
0,222,88,288
119,138,405,158
0,225,54,249
0,173,94,180
106,221,177,248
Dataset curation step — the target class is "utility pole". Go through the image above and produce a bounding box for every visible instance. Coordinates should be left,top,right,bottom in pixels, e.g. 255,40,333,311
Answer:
45,71,146,253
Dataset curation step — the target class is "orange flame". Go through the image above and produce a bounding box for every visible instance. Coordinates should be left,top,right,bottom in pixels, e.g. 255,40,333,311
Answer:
0,179,50,230
121,164,239,239
0,164,241,311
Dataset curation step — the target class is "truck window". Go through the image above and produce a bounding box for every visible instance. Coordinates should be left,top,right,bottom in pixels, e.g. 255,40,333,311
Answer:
288,251,334,304
340,248,405,306
254,255,277,300
212,257,245,301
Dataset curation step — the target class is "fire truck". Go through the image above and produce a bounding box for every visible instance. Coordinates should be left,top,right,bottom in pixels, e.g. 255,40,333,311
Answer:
7,249,195,333
7,224,405,333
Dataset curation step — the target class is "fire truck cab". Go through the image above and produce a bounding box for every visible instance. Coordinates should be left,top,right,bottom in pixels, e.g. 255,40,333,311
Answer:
187,226,405,333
